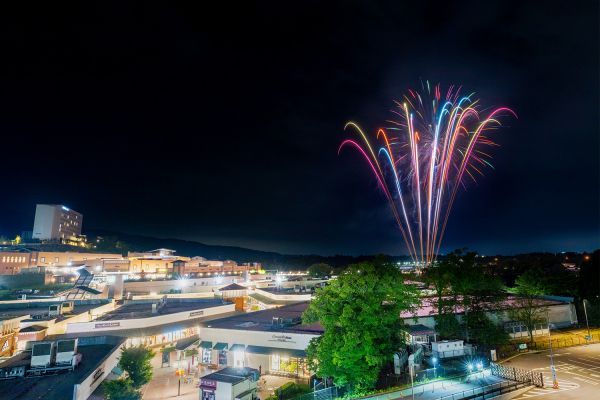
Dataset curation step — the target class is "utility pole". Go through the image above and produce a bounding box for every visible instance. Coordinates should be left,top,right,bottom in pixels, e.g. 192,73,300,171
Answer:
547,311,559,389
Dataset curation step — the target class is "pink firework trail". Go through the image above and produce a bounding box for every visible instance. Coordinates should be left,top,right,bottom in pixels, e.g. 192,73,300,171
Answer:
340,82,516,265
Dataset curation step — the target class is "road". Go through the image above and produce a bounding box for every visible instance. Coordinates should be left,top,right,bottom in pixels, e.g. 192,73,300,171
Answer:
502,343,600,399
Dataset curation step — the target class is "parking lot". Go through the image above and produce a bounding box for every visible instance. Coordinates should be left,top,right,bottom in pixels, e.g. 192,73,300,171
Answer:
502,343,600,399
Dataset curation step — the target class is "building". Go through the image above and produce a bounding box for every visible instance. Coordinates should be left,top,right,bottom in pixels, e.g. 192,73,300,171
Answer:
200,367,259,400
32,204,83,241
0,249,122,275
63,297,236,348
0,335,125,400
197,302,322,378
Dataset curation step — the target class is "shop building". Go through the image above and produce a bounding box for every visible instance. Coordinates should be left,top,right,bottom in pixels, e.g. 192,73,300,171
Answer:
200,367,259,400
198,302,322,378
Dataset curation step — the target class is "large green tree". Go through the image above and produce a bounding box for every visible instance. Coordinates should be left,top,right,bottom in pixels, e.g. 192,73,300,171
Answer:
307,263,332,278
303,262,420,392
119,346,155,388
103,378,141,400
508,269,551,343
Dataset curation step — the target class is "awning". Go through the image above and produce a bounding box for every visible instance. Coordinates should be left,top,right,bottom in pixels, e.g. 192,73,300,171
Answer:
175,334,199,351
245,345,306,358
199,341,213,349
213,342,228,350
229,344,246,352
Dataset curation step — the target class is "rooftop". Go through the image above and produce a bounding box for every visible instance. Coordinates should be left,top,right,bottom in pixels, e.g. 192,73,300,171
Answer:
202,367,259,385
0,336,125,400
202,302,323,334
95,298,230,321
0,300,110,322
399,295,570,319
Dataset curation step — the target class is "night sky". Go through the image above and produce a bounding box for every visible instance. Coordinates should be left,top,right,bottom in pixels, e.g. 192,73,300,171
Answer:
0,1,598,255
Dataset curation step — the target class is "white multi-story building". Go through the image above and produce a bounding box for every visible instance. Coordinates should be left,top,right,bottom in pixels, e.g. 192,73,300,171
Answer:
32,204,83,241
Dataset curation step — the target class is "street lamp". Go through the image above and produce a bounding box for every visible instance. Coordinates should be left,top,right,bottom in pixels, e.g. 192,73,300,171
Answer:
432,357,438,378
583,299,592,341
546,311,559,389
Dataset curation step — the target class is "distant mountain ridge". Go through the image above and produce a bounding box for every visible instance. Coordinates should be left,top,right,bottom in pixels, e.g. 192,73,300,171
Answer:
86,230,393,269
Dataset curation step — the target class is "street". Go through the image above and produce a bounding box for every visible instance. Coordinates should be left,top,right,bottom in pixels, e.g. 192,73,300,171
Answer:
502,343,600,399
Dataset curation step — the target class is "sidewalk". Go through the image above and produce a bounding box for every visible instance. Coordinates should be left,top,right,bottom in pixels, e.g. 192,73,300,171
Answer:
355,371,505,400
141,352,201,400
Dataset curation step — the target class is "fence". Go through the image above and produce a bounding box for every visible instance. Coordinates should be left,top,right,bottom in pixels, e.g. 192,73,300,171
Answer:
437,380,530,400
291,385,348,400
523,333,600,350
490,362,543,387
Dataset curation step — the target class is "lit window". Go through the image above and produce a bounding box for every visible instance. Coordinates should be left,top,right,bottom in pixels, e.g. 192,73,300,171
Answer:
41,257,46,263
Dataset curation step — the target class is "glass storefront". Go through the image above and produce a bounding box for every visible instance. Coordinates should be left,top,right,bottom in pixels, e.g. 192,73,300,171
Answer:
269,355,309,377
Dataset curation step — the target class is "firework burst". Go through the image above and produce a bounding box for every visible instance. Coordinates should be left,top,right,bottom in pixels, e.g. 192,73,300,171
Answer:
340,82,516,265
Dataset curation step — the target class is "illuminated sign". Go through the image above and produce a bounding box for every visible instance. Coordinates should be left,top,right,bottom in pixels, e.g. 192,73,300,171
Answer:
94,322,120,329
189,310,204,318
269,334,295,344
200,378,217,389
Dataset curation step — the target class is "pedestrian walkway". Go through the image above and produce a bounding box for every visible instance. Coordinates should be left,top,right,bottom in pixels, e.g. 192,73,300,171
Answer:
142,352,201,400
353,371,505,400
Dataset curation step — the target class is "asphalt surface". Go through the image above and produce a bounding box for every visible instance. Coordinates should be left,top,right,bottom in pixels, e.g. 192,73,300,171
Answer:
502,343,600,399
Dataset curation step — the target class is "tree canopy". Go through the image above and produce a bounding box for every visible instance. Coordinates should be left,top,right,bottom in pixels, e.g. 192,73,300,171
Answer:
119,346,155,388
307,263,332,277
303,262,419,392
103,378,141,400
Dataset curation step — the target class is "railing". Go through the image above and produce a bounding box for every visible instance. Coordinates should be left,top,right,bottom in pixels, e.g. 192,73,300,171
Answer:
521,333,600,350
490,362,543,387
290,385,348,400
437,380,529,400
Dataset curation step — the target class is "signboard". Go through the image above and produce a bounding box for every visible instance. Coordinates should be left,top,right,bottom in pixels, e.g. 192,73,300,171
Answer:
91,367,104,385
94,322,120,329
269,334,295,344
518,343,528,350
189,310,204,318
200,378,217,389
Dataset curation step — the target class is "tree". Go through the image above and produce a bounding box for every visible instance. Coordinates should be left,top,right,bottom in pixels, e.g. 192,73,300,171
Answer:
119,346,155,388
508,269,551,343
424,254,461,338
303,262,420,392
103,378,141,400
307,263,332,277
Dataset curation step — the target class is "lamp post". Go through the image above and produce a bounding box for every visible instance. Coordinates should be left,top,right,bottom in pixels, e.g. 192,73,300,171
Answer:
583,299,591,341
546,311,559,389
409,362,415,400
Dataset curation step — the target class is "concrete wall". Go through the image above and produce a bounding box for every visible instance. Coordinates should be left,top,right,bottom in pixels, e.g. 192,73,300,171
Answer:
199,327,318,351
253,288,312,302
47,301,116,335
72,339,124,400
66,303,235,333
123,276,242,295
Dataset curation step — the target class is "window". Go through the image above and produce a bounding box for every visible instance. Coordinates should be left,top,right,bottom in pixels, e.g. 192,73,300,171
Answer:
41,257,46,263
54,257,59,263
233,350,244,367
202,348,212,364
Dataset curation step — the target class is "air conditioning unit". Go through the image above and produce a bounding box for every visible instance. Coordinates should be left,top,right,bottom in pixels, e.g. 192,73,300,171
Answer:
56,339,78,365
31,342,54,368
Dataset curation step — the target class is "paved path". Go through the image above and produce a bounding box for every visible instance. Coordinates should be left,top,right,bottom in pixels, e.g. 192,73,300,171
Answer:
142,353,201,400
365,371,505,400
502,343,600,399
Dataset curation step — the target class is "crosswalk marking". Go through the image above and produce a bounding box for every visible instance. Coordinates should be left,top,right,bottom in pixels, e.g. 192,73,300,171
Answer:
513,379,579,399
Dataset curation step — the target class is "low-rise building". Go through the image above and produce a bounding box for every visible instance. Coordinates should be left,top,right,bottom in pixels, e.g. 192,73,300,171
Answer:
198,302,322,378
200,367,259,400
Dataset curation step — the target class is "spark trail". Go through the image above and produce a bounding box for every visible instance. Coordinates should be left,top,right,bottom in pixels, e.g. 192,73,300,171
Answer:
340,82,516,265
